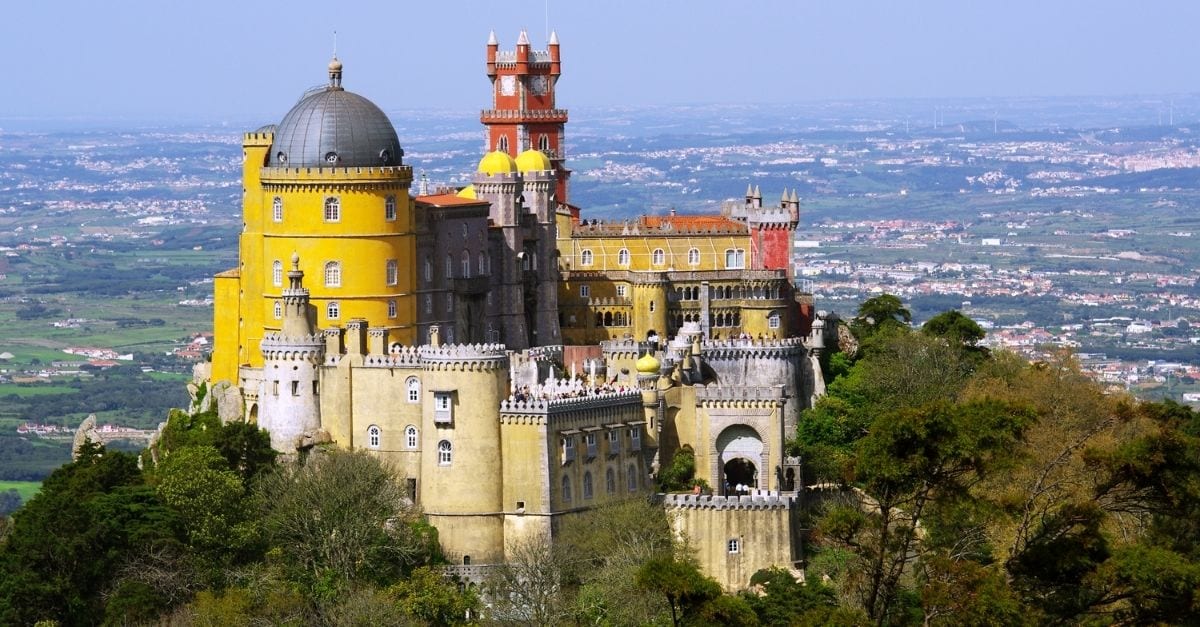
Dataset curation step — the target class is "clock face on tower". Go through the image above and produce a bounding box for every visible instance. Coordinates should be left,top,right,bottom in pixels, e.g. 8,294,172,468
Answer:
500,76,517,96
530,75,549,96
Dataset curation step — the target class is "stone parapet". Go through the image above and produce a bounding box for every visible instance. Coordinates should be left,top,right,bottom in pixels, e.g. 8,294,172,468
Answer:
702,337,806,359
660,492,796,510
695,384,786,406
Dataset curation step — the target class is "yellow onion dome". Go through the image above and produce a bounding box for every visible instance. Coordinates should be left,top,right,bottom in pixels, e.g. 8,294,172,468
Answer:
477,150,518,175
636,352,661,375
515,148,552,172
456,184,477,199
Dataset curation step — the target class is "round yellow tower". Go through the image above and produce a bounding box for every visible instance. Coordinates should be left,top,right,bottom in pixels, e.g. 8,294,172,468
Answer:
236,58,416,369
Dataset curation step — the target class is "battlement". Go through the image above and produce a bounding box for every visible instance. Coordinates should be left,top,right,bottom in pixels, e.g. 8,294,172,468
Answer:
494,50,554,64
695,384,786,406
572,217,748,237
243,131,275,145
419,343,508,371
480,108,568,123
260,165,413,183
660,492,796,510
702,337,806,359
600,338,640,359
588,296,632,308
261,332,325,362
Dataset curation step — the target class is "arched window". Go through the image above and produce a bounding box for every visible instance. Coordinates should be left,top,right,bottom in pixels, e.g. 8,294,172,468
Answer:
424,295,433,314
617,248,630,266
324,196,340,222
461,250,471,278
724,248,745,269
539,135,550,152
272,196,283,222
562,475,572,503
580,249,593,266
324,262,341,287
583,472,594,500
627,465,638,491
385,259,398,286
497,135,509,153
604,312,613,327
688,247,700,266
606,468,616,495
479,252,487,275
272,260,283,286
445,254,454,279
385,195,397,221
406,376,420,403
651,248,665,265
423,256,432,282
387,299,397,318
405,425,418,449
438,440,452,465
768,311,781,329
273,300,282,319
367,425,381,449
326,301,340,319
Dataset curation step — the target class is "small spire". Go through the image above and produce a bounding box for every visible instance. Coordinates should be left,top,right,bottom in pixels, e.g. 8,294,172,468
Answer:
549,30,559,45
745,183,753,197
790,189,799,203
327,54,343,89
517,29,530,45
781,188,789,203
488,30,498,45
753,185,761,199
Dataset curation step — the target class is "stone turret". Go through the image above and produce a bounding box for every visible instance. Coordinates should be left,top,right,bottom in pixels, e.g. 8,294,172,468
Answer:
258,254,326,452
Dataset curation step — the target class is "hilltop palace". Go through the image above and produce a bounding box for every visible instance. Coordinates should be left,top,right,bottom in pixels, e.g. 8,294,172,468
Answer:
201,31,828,590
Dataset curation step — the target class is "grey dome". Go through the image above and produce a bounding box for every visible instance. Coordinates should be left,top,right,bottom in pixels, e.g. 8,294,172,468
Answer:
269,87,402,168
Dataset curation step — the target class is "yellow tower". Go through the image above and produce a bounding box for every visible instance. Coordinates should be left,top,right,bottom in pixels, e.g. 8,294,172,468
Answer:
213,57,416,382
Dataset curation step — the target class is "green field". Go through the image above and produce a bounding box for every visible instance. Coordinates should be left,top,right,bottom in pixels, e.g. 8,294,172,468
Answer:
0,480,42,502
0,384,76,398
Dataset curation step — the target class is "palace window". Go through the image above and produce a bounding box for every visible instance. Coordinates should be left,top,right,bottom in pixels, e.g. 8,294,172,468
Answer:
616,284,627,298
324,196,340,222
580,249,593,267
617,248,630,266
688,247,700,266
608,430,621,456
437,440,452,465
606,468,616,495
405,424,418,449
445,254,454,279
424,295,432,314
728,538,741,554
324,262,341,287
385,195,397,221
580,285,590,298
629,427,641,451
461,250,471,278
497,135,509,153
423,256,432,282
724,248,745,269
651,248,665,266
273,300,282,319
272,260,283,286
585,433,598,458
562,475,572,503
326,301,340,320
628,465,638,491
434,392,453,424
367,425,381,449
583,472,594,500
383,259,397,286
406,376,420,403
649,300,656,313
272,196,283,222
768,311,781,329
539,135,550,152
562,436,576,463
387,299,397,318
479,252,488,275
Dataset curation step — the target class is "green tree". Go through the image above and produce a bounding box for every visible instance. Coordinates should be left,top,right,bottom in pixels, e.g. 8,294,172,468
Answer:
741,567,837,626
659,445,699,492
921,309,985,348
635,556,722,627
388,566,479,625
852,294,911,338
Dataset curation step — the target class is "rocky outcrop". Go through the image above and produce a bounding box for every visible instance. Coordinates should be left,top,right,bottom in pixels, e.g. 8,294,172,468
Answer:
72,414,100,460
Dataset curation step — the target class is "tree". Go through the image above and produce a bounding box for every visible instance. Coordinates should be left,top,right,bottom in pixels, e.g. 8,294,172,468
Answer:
921,309,985,348
485,534,574,626
635,557,722,627
741,567,837,626
388,566,479,625
659,445,700,492
852,294,911,338
255,449,438,598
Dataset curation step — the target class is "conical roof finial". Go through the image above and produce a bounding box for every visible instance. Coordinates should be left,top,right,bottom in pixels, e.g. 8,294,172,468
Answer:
745,183,753,197
753,185,761,199
781,188,789,203
549,30,559,45
488,30,498,45
517,29,530,45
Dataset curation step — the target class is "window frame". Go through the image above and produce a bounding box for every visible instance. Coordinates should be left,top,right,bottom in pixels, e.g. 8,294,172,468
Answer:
651,248,665,266
385,195,397,221
385,259,398,286
437,440,452,465
405,424,418,449
406,376,420,403
326,301,340,320
367,425,381,449
617,248,630,266
580,249,594,267
272,196,283,223
688,247,700,266
324,261,341,288
324,196,341,222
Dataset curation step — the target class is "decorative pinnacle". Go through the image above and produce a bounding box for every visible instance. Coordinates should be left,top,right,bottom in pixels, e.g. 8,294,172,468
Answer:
291,252,300,270
746,183,753,197
488,30,497,45
549,30,559,45
781,188,789,202
753,185,761,199
517,29,530,45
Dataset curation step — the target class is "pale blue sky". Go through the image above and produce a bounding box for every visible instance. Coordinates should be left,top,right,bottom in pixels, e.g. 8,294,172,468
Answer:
1,0,1197,122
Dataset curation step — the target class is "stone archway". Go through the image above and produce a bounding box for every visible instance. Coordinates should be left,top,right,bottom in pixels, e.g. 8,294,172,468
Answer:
247,403,258,425
716,424,764,495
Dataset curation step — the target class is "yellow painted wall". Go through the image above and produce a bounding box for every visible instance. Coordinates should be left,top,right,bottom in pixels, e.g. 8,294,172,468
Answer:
211,271,241,384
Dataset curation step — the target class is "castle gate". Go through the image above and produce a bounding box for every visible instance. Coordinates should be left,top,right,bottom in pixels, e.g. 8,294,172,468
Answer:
716,424,764,495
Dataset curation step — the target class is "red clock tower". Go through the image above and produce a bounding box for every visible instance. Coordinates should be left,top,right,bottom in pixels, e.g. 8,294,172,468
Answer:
484,29,572,209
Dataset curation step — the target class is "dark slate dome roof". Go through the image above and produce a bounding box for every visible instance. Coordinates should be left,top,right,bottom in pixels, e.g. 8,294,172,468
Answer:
268,83,402,168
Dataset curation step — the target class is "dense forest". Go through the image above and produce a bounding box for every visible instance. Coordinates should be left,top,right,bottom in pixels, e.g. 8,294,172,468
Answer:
1,295,1199,625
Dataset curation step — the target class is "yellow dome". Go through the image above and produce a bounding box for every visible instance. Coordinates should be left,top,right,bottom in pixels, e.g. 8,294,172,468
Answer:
477,150,518,175
515,148,552,173
456,184,477,199
636,352,661,375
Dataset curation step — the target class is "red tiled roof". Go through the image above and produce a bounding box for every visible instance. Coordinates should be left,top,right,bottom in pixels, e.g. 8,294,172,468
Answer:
415,193,488,207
